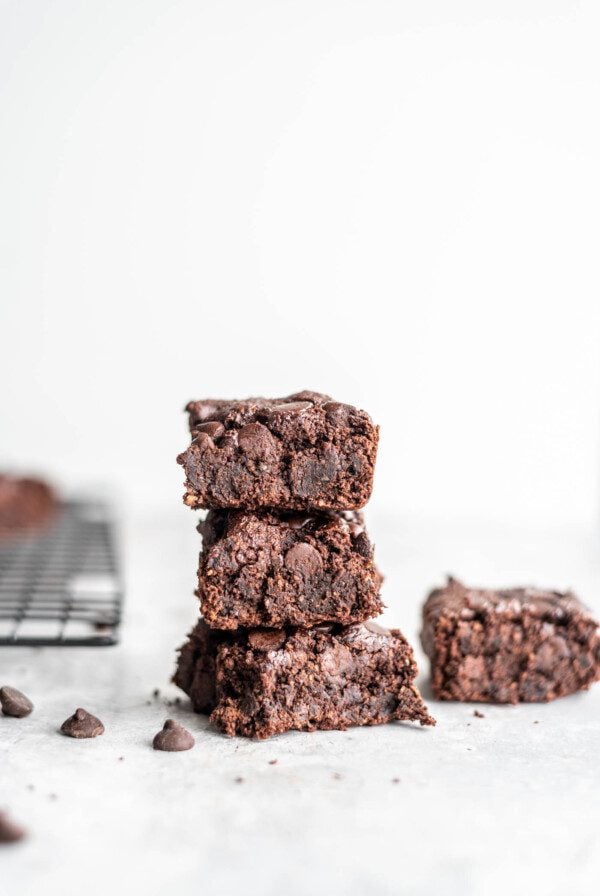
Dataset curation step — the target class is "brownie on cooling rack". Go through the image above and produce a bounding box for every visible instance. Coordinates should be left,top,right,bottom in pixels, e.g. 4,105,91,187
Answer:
0,474,57,539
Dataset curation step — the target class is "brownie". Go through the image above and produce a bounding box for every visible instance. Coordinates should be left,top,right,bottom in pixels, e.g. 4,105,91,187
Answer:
0,475,57,539
421,577,600,703
174,619,435,739
197,509,383,630
177,391,379,511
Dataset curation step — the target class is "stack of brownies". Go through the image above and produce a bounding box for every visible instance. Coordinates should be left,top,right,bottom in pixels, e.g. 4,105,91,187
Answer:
173,391,434,739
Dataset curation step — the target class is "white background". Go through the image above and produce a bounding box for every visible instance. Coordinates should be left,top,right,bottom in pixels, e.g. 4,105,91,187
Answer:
2,5,600,896
2,0,600,527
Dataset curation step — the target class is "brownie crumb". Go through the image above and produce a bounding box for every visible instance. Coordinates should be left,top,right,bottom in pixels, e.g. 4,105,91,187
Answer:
332,772,342,780
234,776,244,784
152,719,195,752
60,708,104,739
0,811,26,844
268,759,278,765
0,686,34,718
391,777,400,784
152,688,160,698
473,710,485,718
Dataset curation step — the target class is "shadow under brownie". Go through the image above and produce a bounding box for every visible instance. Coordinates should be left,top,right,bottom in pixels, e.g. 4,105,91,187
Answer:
421,577,600,703
197,508,383,629
175,619,435,739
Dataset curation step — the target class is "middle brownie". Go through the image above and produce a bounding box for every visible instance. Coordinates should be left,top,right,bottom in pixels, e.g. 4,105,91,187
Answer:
197,509,383,630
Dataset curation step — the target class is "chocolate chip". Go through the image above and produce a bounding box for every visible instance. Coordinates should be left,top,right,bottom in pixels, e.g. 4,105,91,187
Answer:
270,401,311,413
286,514,314,529
152,719,195,752
323,401,348,423
60,708,104,739
284,542,323,579
195,421,225,440
0,686,34,718
291,448,339,498
290,390,327,402
237,422,277,457
192,431,216,449
247,629,286,651
0,811,26,844
190,402,216,423
352,531,372,558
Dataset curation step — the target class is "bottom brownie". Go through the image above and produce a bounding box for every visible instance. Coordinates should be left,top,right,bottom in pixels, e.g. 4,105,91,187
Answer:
174,620,435,739
421,577,600,703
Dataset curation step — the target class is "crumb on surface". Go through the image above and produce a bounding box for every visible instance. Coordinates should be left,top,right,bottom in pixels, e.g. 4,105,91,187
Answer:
473,709,485,718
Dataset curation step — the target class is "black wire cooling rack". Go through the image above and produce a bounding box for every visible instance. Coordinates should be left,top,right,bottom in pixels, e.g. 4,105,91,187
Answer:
0,501,123,646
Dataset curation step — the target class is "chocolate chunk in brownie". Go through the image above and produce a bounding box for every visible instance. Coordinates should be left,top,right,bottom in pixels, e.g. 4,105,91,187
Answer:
0,475,57,539
421,577,600,703
196,509,383,630
177,392,379,511
174,620,435,739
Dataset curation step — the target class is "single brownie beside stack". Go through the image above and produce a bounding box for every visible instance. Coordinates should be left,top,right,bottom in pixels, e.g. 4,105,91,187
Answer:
174,391,434,738
421,576,600,703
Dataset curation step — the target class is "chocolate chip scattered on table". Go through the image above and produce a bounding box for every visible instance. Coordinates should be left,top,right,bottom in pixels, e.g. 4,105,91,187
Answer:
177,392,379,511
197,508,382,629
152,719,195,751
420,577,600,703
60,708,105,738
174,619,435,740
0,686,34,718
0,811,26,844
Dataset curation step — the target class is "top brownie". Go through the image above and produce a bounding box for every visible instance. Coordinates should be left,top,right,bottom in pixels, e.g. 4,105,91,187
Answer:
177,391,379,511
